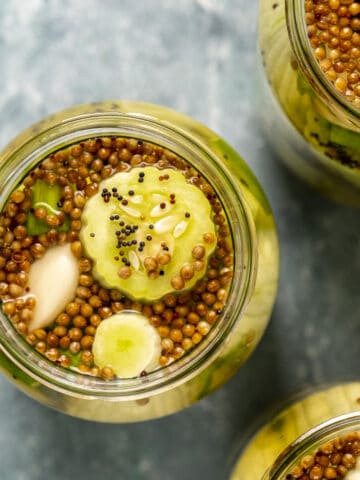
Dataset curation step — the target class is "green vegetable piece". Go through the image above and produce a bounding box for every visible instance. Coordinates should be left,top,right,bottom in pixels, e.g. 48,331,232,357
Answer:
80,166,217,301
330,124,360,151
26,180,69,235
296,71,310,97
0,349,38,387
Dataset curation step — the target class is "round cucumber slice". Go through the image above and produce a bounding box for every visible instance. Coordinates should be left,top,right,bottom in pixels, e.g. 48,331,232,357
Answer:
80,166,217,301
92,312,161,378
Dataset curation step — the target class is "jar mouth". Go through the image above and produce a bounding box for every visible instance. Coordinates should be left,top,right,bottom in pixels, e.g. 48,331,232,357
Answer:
269,411,360,479
0,104,257,399
287,0,360,125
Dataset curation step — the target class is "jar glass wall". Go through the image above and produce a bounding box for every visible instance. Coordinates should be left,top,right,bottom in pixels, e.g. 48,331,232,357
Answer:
0,101,279,422
230,382,360,479
258,1,360,206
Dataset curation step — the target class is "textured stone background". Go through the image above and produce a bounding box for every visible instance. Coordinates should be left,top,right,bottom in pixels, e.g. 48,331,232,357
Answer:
0,1,359,479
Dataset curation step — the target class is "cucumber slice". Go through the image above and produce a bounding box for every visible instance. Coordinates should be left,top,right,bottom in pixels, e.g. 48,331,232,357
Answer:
92,312,161,378
80,166,217,301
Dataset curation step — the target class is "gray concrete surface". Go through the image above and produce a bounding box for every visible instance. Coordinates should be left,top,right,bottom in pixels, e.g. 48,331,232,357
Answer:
0,1,359,479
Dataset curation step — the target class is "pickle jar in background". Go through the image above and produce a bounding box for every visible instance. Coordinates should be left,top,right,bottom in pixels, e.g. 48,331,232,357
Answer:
0,101,279,422
258,1,360,206
230,382,360,479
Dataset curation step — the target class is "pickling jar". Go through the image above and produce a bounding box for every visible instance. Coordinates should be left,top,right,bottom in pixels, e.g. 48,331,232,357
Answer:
230,382,360,479
258,1,360,206
0,101,279,422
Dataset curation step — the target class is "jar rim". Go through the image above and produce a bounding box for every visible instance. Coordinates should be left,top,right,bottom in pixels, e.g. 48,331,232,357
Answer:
0,102,257,399
286,0,360,126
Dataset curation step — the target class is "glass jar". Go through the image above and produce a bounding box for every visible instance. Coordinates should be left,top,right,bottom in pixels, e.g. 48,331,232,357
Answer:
258,1,360,206
230,382,360,479
0,101,279,422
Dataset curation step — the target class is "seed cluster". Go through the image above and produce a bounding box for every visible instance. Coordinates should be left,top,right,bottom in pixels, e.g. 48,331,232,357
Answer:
96,174,210,286
0,137,233,379
286,431,360,479
305,0,360,107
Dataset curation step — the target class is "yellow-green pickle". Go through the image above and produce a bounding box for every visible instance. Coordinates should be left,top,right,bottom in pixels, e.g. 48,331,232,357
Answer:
0,101,279,422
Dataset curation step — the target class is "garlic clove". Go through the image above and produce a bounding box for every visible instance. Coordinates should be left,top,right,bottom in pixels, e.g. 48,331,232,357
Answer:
27,243,78,332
